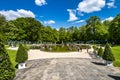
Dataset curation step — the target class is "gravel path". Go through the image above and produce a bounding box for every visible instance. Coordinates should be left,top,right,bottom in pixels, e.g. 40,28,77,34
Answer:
14,58,120,80
28,49,93,60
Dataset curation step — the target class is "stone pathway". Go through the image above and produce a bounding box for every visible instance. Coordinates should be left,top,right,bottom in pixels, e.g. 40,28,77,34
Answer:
28,49,92,60
14,58,120,80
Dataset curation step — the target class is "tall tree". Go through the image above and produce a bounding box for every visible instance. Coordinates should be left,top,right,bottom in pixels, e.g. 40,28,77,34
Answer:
59,27,66,44
86,16,108,42
86,16,101,41
79,26,87,41
109,14,120,44
12,17,42,42
0,14,6,42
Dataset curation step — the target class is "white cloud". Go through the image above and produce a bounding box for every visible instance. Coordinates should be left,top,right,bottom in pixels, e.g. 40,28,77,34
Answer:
107,0,116,8
77,0,105,13
35,0,47,6
75,20,85,23
0,9,35,20
67,9,78,21
102,16,114,22
44,20,55,25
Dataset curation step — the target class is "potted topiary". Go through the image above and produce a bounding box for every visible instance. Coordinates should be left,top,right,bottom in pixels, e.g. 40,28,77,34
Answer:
15,44,28,69
93,45,98,56
97,46,103,60
102,43,115,66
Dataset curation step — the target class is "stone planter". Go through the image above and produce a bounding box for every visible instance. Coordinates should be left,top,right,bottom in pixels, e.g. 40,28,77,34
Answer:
105,60,113,66
97,56,103,60
18,62,26,69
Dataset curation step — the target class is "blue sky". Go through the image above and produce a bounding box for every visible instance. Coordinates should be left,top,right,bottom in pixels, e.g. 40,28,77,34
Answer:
0,0,120,29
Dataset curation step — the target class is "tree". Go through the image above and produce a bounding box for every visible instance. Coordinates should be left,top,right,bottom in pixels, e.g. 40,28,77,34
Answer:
109,14,120,44
16,44,28,63
0,42,15,80
103,20,111,28
86,16,108,42
79,26,87,41
59,27,66,44
52,28,59,43
72,27,80,41
103,43,115,61
4,21,19,41
98,47,103,57
9,17,42,42
39,26,54,42
0,14,6,26
86,16,101,41
0,14,7,42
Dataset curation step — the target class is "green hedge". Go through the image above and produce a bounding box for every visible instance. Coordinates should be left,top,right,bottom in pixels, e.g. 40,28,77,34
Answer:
98,47,103,57
16,44,28,63
0,42,15,80
103,43,115,61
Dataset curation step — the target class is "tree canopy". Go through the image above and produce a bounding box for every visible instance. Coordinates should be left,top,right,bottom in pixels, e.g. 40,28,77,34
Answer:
0,13,119,44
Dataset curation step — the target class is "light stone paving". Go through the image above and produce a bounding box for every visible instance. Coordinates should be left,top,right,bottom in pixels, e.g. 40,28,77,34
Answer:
14,58,120,80
28,49,92,60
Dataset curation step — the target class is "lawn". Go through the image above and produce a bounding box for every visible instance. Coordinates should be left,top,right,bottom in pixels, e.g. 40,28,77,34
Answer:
7,49,17,69
112,46,120,67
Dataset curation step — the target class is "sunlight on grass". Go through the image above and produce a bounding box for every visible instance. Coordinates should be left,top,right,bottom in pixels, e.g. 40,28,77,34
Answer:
7,49,17,69
112,46,120,67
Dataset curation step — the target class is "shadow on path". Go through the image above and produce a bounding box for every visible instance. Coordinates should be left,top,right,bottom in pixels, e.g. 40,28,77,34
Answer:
91,62,105,66
108,75,120,80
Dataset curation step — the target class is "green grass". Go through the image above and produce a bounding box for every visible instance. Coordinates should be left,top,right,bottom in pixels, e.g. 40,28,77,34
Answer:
5,45,9,48
112,46,120,67
7,49,17,69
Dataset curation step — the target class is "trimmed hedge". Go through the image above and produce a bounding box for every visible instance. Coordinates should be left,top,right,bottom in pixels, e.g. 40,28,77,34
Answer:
16,44,28,63
0,42,15,80
103,43,115,61
93,45,98,51
98,47,103,57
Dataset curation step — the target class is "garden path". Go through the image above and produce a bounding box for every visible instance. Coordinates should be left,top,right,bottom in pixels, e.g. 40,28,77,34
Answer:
28,49,92,60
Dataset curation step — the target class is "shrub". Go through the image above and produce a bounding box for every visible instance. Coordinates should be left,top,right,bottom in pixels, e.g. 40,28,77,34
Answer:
93,45,98,51
98,47,103,57
23,44,29,51
15,44,28,63
103,43,115,61
0,42,15,80
80,45,91,49
30,45,40,49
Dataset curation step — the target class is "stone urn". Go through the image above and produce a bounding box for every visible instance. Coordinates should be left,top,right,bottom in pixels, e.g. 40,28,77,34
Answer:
105,60,113,66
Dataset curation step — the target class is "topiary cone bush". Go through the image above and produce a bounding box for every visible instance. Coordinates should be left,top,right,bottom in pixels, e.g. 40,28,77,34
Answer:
16,44,28,63
98,46,103,57
103,43,115,61
0,42,15,80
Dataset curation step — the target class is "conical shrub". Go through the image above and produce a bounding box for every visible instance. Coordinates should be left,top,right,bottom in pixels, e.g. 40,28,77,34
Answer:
103,43,115,61
16,44,28,63
98,46,103,57
0,42,15,80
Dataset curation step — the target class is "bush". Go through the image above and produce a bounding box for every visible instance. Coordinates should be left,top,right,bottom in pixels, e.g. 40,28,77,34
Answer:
97,47,103,57
15,44,28,63
93,45,98,51
80,45,91,49
30,45,40,49
23,44,29,51
0,42,15,80
103,43,115,61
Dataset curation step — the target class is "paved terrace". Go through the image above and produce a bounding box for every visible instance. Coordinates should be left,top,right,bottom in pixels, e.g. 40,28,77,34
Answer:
14,58,120,80
9,47,120,80
28,49,92,60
